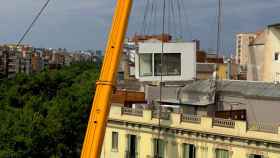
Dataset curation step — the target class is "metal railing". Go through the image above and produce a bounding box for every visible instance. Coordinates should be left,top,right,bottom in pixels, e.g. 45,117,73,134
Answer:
122,107,143,116
181,114,201,124
152,111,170,120
118,107,280,134
213,118,235,128
248,122,278,134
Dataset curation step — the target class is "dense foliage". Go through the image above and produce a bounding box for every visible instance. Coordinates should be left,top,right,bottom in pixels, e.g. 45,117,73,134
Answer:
0,63,100,158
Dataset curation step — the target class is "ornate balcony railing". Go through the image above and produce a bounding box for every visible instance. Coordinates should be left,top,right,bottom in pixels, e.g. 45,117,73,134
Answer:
181,114,201,124
152,111,170,120
213,118,235,128
122,107,143,116
248,122,278,134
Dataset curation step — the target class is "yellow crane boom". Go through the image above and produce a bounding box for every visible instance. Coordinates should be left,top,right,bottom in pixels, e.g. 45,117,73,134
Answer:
80,0,133,158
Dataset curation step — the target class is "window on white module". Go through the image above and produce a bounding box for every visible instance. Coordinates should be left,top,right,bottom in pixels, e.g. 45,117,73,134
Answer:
139,54,152,76
154,53,181,76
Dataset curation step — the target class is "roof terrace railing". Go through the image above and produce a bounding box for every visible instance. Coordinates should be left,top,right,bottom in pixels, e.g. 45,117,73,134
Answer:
181,114,201,124
213,118,235,128
118,107,279,134
121,107,143,117
152,111,170,120
248,122,278,134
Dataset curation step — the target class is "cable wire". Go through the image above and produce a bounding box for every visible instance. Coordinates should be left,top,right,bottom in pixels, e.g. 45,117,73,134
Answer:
17,0,51,47
141,0,150,35
156,0,166,157
216,0,222,57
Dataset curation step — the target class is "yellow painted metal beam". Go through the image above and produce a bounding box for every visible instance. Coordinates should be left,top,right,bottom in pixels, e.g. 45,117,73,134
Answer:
80,0,133,158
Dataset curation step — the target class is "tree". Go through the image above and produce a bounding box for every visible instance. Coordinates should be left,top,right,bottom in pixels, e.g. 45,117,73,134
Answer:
0,62,99,157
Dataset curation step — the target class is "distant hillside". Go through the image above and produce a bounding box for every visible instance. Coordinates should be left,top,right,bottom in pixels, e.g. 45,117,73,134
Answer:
0,62,99,157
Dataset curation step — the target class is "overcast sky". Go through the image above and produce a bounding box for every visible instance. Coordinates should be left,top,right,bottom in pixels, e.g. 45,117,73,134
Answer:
0,0,279,56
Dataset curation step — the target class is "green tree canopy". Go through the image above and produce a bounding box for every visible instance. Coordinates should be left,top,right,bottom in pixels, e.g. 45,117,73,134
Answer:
0,62,100,158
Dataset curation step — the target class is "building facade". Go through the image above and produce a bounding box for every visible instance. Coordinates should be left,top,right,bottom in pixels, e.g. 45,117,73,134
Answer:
101,105,280,158
247,24,280,82
235,33,256,66
102,79,280,158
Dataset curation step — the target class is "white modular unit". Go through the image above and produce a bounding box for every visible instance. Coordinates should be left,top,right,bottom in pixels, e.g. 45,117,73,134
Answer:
135,42,196,81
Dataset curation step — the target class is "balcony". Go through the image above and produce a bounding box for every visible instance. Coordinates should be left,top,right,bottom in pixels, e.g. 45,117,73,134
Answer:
181,114,201,124
110,106,280,143
152,111,170,120
249,122,278,134
122,107,143,117
213,118,235,128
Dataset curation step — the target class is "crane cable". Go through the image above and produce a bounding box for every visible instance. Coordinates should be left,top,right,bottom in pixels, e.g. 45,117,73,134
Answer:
216,0,222,57
17,0,51,47
156,0,166,157
176,0,183,39
140,0,187,39
180,0,192,41
141,0,150,35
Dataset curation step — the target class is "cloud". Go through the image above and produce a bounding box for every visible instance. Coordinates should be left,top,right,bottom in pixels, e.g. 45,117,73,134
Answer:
0,0,279,54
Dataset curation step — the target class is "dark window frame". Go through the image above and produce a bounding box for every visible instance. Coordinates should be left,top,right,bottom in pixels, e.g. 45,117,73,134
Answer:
154,53,181,76
112,131,118,151
275,52,279,61
182,143,196,158
139,53,153,77
215,148,229,158
153,139,165,158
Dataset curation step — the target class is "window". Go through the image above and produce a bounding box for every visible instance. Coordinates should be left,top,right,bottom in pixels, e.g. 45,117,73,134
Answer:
129,66,135,77
249,36,255,44
139,54,152,76
154,53,181,76
126,135,138,158
248,154,263,158
153,139,165,158
275,72,280,82
216,149,229,158
112,132,118,151
274,52,279,61
117,72,124,81
182,144,196,158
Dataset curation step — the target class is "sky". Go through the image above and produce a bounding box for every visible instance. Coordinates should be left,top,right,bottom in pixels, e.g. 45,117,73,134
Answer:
0,0,279,56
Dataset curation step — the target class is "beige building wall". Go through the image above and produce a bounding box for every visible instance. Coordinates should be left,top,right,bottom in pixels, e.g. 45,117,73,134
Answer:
247,43,265,81
101,106,280,158
235,33,256,66
247,25,280,82
263,26,280,82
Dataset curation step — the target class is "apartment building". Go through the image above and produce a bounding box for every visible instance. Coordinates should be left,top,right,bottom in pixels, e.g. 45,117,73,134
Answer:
101,80,280,158
247,23,280,82
103,105,280,158
235,33,256,66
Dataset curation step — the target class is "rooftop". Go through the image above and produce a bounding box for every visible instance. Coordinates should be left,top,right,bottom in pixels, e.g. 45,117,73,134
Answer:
268,23,280,28
109,105,280,142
